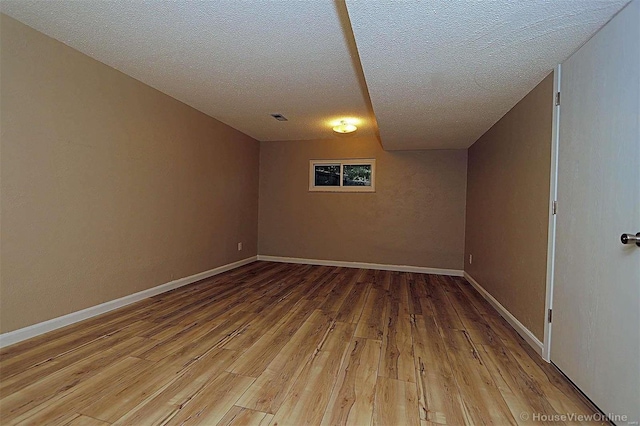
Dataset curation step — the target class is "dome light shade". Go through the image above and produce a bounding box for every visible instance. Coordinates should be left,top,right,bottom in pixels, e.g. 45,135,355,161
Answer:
332,120,357,134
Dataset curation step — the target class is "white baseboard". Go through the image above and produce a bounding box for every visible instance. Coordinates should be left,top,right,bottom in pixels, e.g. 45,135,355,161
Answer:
257,255,463,277
0,256,258,349
463,272,543,356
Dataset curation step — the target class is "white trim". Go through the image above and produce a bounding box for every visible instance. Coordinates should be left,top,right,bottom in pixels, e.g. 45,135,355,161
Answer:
0,256,258,348
309,158,376,192
257,255,463,276
463,272,544,356
543,64,561,362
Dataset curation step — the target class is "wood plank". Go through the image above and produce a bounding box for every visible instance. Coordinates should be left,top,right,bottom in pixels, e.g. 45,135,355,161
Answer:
454,277,526,345
373,270,392,291
112,348,240,425
406,273,426,315
478,343,562,426
439,328,517,425
270,322,355,425
321,338,380,426
0,337,156,422
234,310,335,413
222,280,318,351
5,357,150,425
310,268,354,304
394,273,411,317
501,334,601,418
163,372,254,425
63,415,111,426
76,355,186,423
0,315,151,379
227,300,321,378
373,377,420,426
443,277,501,346
379,297,415,382
354,288,387,340
425,275,465,330
216,406,273,426
335,277,370,324
136,321,228,362
319,268,359,313
304,269,341,301
411,313,467,425
0,322,154,398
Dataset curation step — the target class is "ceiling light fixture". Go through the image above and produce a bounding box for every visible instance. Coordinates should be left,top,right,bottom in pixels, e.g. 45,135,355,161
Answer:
332,120,357,134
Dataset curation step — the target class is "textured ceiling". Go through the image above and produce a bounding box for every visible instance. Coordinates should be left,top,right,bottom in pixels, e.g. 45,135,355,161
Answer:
0,1,377,142
0,1,629,150
346,0,629,149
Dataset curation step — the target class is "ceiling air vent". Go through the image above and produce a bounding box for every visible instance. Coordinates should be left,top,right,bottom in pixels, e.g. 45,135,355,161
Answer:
270,113,288,121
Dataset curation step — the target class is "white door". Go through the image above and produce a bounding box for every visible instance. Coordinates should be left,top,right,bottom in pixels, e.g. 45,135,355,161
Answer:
552,0,639,422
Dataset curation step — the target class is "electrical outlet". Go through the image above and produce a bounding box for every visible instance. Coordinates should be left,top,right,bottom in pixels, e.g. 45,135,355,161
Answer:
469,254,473,264
237,242,243,251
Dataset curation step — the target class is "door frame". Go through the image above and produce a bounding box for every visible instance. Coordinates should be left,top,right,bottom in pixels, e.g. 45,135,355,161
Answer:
542,64,561,362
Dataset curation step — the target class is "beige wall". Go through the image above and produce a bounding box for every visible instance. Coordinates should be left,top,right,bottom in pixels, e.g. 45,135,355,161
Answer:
465,73,554,340
258,137,467,270
0,15,260,333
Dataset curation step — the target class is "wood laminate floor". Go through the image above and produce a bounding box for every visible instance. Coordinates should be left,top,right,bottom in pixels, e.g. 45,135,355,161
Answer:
0,261,603,425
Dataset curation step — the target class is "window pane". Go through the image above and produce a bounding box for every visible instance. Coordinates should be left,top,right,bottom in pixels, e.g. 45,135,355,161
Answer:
315,165,340,186
343,164,372,186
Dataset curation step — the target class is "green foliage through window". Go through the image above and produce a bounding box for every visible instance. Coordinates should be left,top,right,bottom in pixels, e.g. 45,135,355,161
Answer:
343,165,372,186
310,159,375,192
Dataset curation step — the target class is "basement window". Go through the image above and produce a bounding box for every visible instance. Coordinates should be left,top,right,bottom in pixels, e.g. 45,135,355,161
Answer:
309,159,376,192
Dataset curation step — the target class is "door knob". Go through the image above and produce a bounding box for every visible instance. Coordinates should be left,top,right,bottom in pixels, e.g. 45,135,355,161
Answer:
620,232,640,247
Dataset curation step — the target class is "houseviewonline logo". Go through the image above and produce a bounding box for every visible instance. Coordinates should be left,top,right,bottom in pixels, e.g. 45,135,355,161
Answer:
519,411,634,424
